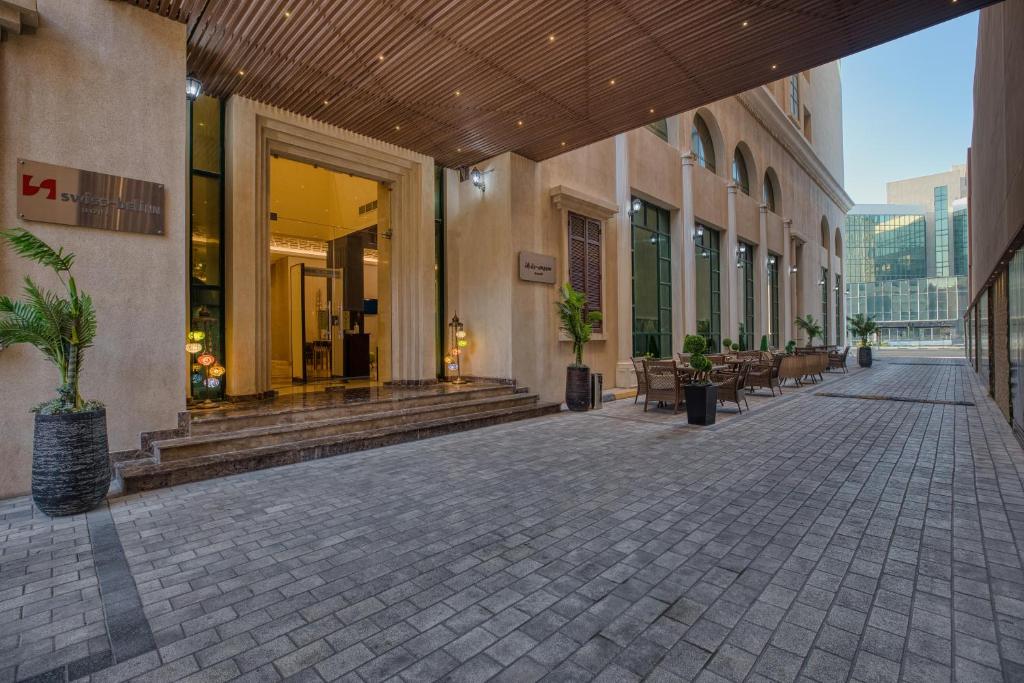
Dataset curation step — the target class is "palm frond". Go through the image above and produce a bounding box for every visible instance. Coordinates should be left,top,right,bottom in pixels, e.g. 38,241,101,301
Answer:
0,228,74,273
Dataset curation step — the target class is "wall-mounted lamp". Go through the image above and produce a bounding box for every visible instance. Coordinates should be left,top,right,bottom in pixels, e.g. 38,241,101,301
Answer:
700,248,709,258
186,74,203,102
693,225,705,240
628,197,642,217
819,278,826,286
790,266,798,274
767,255,776,266
470,167,486,192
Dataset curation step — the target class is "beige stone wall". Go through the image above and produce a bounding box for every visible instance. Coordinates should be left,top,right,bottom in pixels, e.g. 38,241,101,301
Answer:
446,78,850,404
970,0,1024,301
0,1,187,498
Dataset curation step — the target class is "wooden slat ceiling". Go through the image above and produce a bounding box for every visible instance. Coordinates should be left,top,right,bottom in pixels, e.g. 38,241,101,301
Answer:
125,0,995,168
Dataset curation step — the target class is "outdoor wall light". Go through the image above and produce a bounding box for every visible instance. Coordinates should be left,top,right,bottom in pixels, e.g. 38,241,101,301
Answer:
470,167,486,191
767,255,776,266
693,225,704,240
186,74,203,102
701,249,709,258
790,266,798,273
628,197,643,217
819,278,827,286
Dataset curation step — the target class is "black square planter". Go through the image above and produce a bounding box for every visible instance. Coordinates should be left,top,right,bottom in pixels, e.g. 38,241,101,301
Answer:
684,383,718,426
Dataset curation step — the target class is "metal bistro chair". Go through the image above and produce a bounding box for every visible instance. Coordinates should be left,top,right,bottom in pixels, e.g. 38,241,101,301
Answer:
643,359,684,413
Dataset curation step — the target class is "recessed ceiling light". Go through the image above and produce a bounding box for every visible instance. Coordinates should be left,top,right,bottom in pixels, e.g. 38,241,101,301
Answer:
649,108,655,114
771,64,777,70
394,125,401,130
609,79,616,85
457,147,462,152
549,34,555,42
561,141,566,147
377,54,385,61
238,69,246,76
454,90,461,96
742,20,749,27
517,120,524,127
283,10,291,18
323,99,330,105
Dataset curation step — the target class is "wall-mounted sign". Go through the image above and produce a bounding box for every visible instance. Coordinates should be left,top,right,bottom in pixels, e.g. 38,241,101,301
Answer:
17,159,165,235
518,251,556,284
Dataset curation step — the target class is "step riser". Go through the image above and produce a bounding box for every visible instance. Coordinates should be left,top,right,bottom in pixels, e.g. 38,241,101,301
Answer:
156,394,540,462
188,386,518,435
122,404,561,493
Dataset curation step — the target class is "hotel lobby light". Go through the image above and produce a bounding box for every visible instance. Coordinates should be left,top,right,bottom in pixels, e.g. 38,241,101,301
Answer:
185,74,203,102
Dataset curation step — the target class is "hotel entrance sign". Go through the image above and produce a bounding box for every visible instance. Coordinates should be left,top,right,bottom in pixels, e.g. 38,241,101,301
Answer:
518,251,556,284
17,159,165,235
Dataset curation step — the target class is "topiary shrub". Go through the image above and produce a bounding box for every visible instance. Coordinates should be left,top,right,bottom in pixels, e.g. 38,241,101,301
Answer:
683,334,712,384
760,335,769,352
785,340,796,354
722,337,733,351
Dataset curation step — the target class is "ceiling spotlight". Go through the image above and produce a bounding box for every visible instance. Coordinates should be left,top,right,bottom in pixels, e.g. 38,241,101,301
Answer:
378,54,385,61
549,34,556,42
237,69,246,76
742,20,749,27
394,125,401,130
609,79,616,86
771,64,777,70
185,73,203,102
517,120,524,127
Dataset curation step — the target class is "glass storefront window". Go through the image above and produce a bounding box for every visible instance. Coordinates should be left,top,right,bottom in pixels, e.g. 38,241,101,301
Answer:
190,95,222,175
631,199,672,358
695,226,721,352
739,241,754,350
768,254,780,349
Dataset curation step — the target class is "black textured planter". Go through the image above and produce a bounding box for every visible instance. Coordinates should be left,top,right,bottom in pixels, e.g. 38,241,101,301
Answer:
32,408,110,517
858,347,873,368
684,383,718,426
565,366,591,412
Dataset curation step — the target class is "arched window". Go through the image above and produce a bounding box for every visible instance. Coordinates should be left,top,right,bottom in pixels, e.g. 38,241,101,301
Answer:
691,115,716,173
732,148,750,195
762,173,777,212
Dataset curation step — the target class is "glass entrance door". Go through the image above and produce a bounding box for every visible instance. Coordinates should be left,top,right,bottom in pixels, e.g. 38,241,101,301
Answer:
289,263,344,383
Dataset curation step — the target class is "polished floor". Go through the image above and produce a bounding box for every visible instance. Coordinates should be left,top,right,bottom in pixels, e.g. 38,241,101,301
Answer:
2,356,1022,682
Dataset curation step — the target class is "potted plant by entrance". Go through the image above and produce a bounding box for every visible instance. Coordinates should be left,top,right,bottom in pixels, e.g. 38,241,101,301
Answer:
794,314,824,347
0,229,108,517
682,334,717,425
847,313,879,368
556,282,602,411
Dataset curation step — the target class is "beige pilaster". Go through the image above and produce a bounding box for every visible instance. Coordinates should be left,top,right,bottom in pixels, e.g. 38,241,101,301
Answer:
614,133,634,387
681,153,697,334
725,183,739,342
826,224,835,344
782,219,793,346
758,204,769,342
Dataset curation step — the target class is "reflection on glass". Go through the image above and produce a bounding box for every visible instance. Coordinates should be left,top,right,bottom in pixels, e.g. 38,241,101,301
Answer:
695,226,721,351
631,199,671,358
191,175,221,287
191,95,222,174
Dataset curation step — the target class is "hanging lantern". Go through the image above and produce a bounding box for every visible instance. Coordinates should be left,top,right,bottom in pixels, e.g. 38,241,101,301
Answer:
209,364,226,378
185,341,203,354
187,331,206,342
451,348,460,357
455,330,467,340
205,377,221,388
444,355,453,364
192,363,202,373
457,339,468,348
447,363,458,371
197,352,216,367
191,373,204,384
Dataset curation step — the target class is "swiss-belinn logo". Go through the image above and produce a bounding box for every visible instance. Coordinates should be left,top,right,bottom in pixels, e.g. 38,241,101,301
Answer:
21,174,58,200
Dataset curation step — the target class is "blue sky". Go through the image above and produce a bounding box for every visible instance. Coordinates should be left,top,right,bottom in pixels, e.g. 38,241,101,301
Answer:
841,12,978,204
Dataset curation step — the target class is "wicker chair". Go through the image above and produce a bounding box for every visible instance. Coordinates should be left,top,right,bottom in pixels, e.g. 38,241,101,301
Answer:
631,356,648,404
747,353,785,396
828,346,850,373
644,360,684,413
712,362,751,413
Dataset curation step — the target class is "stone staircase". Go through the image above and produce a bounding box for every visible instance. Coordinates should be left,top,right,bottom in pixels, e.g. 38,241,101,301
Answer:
115,384,559,493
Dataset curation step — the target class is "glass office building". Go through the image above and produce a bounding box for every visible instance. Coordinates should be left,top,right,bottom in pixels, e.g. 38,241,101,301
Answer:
845,203,968,346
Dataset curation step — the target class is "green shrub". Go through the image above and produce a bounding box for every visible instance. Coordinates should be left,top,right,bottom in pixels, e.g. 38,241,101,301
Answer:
760,335,769,351
683,334,712,384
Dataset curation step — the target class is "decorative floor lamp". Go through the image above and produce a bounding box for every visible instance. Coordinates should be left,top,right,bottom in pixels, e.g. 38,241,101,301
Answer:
446,314,468,384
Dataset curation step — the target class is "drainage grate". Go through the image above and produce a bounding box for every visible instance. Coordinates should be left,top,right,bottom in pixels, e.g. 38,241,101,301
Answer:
814,391,974,406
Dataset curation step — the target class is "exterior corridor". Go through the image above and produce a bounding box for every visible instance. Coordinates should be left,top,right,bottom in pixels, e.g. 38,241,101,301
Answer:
2,358,1022,682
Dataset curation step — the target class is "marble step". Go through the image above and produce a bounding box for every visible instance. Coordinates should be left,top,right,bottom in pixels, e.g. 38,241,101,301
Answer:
185,384,518,436
152,392,543,463
118,401,561,493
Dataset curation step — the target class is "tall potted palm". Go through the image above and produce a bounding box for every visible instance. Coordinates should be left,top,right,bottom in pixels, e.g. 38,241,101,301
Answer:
847,313,879,367
0,229,108,516
556,282,602,411
794,314,824,348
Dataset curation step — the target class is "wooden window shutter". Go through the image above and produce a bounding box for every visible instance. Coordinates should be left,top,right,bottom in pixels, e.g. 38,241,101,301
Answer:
568,212,602,333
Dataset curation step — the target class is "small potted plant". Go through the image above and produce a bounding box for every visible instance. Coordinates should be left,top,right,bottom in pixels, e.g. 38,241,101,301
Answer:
847,313,879,368
721,337,733,353
556,282,602,411
794,314,823,348
785,340,797,354
683,334,717,425
760,335,769,352
0,229,108,516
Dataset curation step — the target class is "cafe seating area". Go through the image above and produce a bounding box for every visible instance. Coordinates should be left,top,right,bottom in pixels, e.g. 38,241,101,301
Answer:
629,344,851,417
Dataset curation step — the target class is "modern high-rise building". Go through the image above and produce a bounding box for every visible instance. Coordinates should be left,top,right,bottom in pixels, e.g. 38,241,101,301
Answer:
844,165,969,346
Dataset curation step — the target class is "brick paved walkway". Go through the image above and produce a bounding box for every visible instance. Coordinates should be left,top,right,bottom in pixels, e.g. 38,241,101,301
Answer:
2,357,1023,682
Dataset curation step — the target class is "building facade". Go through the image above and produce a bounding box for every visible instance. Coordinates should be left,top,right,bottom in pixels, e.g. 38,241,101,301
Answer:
844,166,970,346
965,0,1024,438
0,0,850,498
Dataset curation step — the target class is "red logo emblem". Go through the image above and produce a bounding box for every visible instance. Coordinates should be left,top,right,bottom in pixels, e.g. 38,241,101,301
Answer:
22,174,57,200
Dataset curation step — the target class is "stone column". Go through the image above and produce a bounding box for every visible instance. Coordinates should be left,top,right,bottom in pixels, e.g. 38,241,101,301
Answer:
681,153,697,335
827,225,836,345
724,183,739,344
782,219,793,347
758,204,769,344
614,134,634,388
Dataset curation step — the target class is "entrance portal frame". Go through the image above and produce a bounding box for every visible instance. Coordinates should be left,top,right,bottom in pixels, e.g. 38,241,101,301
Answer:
224,97,436,397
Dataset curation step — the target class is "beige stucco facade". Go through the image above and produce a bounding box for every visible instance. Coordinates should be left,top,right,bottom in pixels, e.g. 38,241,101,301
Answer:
446,67,852,404
0,1,851,499
0,1,187,499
